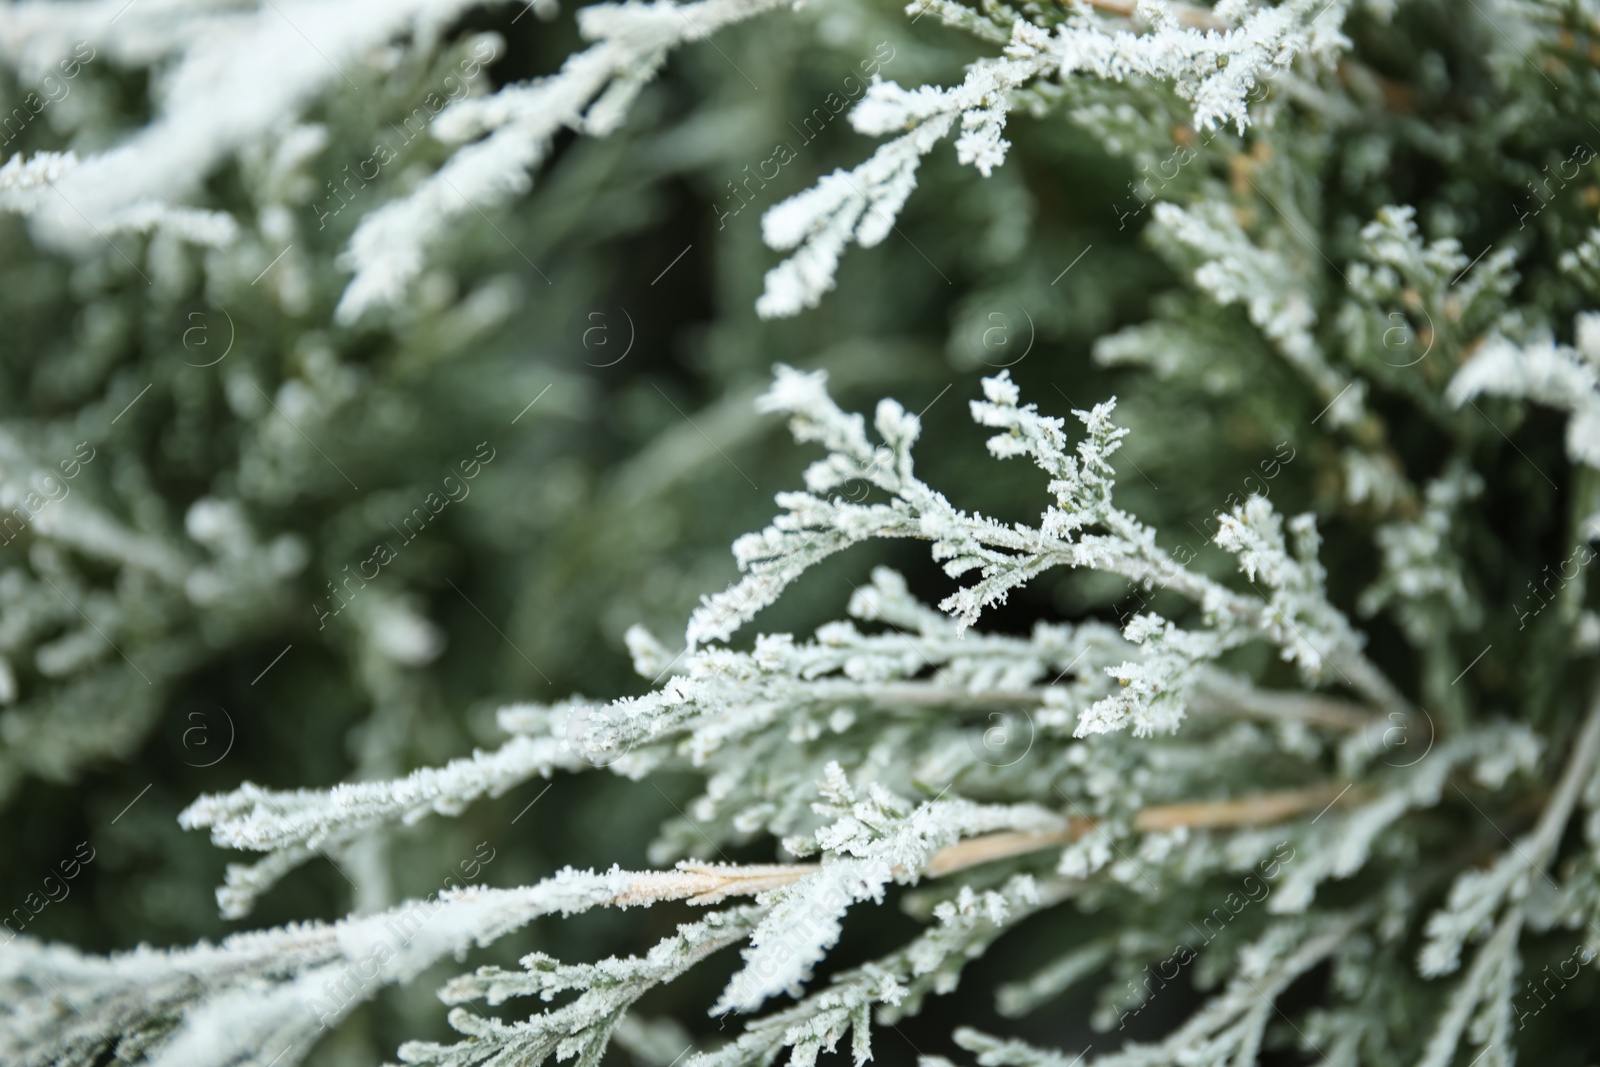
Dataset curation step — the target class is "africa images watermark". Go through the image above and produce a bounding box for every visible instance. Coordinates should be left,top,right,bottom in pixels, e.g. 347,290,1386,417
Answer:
1112,842,1296,1030
718,865,857,1012
1513,937,1597,1029
1515,541,1594,630
1110,441,1297,620
310,38,495,230
314,441,496,629
0,840,96,945
0,442,99,548
300,841,497,1028
1,41,96,149
1109,62,1290,231
1515,139,1597,230
713,41,896,231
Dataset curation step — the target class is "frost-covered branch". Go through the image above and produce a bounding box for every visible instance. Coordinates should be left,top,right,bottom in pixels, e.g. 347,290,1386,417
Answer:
0,0,501,253
337,0,786,320
691,367,1405,728
1450,312,1600,533
756,0,1351,315
0,866,763,1067
698,875,1068,1067
1408,687,1600,1067
10,791,1074,1067
397,906,766,1067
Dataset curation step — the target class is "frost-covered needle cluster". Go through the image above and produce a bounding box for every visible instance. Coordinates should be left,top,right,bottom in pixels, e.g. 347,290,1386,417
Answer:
3,368,1575,1067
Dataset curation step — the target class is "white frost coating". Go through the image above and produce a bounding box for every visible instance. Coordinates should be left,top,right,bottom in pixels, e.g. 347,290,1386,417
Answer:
1449,317,1600,535
1451,322,1600,469
2,3,1598,1067
0,867,662,1067
689,368,1400,722
400,906,765,1067
754,118,955,318
0,150,78,210
336,0,787,321
0,153,233,243
1077,612,1234,737
717,767,1062,1012
0,0,498,254
756,0,1352,317
1152,199,1365,426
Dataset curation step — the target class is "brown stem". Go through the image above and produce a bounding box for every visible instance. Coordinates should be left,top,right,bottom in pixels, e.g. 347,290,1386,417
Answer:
923,826,1082,876
1080,0,1225,30
850,680,1378,732
1187,686,1378,732
663,781,1362,895
928,781,1360,876
1131,781,1358,832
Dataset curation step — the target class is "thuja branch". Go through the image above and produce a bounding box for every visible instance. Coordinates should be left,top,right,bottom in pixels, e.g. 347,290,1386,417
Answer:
843,680,1378,731
654,781,1363,887
1412,688,1600,1066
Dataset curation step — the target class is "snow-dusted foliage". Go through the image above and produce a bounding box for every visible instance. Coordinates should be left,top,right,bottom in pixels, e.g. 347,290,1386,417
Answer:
6,0,1600,1065
336,0,789,321
13,363,1584,1066
757,0,1350,316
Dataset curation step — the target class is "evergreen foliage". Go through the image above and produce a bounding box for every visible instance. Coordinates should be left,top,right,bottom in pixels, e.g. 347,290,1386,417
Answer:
2,0,1600,1065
